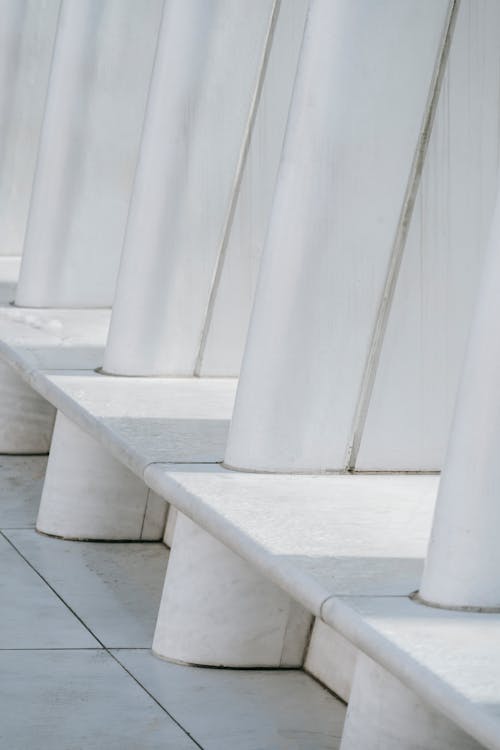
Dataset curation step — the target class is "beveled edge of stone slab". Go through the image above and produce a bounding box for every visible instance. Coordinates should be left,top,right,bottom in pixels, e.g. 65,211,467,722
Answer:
144,462,499,750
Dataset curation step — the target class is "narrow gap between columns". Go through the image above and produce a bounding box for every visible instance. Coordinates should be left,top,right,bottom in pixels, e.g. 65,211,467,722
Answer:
193,0,282,376
344,0,461,472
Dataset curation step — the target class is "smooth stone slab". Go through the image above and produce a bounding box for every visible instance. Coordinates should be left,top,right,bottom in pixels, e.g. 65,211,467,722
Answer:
144,466,438,614
32,372,237,475
0,455,47,528
6,530,168,648
0,649,197,749
0,533,97,648
113,649,346,750
0,306,110,373
323,595,500,750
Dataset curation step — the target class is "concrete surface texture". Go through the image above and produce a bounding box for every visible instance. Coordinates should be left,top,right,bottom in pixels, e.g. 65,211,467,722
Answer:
0,456,346,750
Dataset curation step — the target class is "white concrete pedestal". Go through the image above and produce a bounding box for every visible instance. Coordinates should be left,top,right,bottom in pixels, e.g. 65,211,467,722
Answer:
36,412,166,540
340,654,481,750
153,513,311,667
0,360,55,453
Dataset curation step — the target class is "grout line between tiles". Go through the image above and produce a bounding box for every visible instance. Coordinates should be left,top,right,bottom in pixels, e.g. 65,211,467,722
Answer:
0,530,205,749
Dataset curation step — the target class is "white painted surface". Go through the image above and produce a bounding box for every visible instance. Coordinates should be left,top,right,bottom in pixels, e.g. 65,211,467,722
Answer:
225,0,450,472
341,653,481,750
0,1,59,257
198,0,308,377
305,619,357,703
104,0,307,376
0,358,55,452
358,0,500,470
145,466,437,613
37,411,166,540
114,649,345,750
7,529,168,647
420,176,500,609
0,306,110,373
15,0,163,307
33,372,236,475
153,513,311,667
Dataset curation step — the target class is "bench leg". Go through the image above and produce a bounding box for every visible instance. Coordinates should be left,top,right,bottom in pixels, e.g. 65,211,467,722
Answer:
36,411,167,540
152,512,312,667
340,653,481,750
0,361,55,453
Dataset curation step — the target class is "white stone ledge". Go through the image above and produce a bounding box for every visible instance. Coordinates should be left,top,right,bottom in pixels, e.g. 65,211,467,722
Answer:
31,372,236,476
0,308,497,747
145,465,499,749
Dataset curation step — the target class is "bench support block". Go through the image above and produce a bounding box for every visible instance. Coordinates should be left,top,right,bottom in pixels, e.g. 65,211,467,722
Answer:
340,654,482,750
36,411,167,540
0,360,55,453
153,513,312,667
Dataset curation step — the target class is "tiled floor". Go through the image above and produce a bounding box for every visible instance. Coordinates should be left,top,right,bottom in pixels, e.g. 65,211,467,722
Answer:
0,455,346,749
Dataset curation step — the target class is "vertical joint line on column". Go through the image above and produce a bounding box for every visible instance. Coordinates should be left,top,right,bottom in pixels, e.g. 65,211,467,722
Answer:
344,0,460,472
193,0,282,376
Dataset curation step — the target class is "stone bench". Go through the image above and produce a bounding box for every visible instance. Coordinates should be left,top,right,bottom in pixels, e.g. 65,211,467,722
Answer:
0,305,497,749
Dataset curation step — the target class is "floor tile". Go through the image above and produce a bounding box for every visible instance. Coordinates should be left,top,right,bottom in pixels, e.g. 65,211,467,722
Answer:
5,529,168,647
0,649,198,749
0,533,97,648
0,455,47,528
113,649,346,750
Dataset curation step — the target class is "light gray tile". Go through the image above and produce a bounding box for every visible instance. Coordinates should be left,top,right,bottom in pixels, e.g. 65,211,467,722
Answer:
0,650,197,749
5,529,168,647
113,649,346,750
0,534,96,648
0,455,47,528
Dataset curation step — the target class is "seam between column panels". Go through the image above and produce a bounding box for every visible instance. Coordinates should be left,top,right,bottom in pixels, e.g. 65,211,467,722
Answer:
344,0,460,472
193,0,282,376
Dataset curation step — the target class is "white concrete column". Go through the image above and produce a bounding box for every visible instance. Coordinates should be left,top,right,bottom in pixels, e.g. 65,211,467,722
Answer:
36,411,166,540
419,182,500,610
340,654,481,750
14,0,162,308
0,0,60,258
152,513,311,667
102,0,307,377
225,0,453,473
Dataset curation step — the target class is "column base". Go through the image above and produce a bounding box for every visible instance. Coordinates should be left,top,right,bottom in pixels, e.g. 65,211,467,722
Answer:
0,360,55,453
36,411,167,540
153,513,312,667
340,654,481,750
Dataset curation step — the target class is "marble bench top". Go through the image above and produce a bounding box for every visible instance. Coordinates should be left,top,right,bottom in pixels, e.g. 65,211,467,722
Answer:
145,464,500,750
0,289,497,749
0,306,110,373
31,372,237,475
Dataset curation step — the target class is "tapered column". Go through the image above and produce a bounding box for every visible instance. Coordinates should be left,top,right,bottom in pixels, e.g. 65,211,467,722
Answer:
36,412,166,540
419,183,500,610
340,654,481,750
225,0,453,473
0,0,59,258
15,0,162,308
153,513,311,667
103,0,307,377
